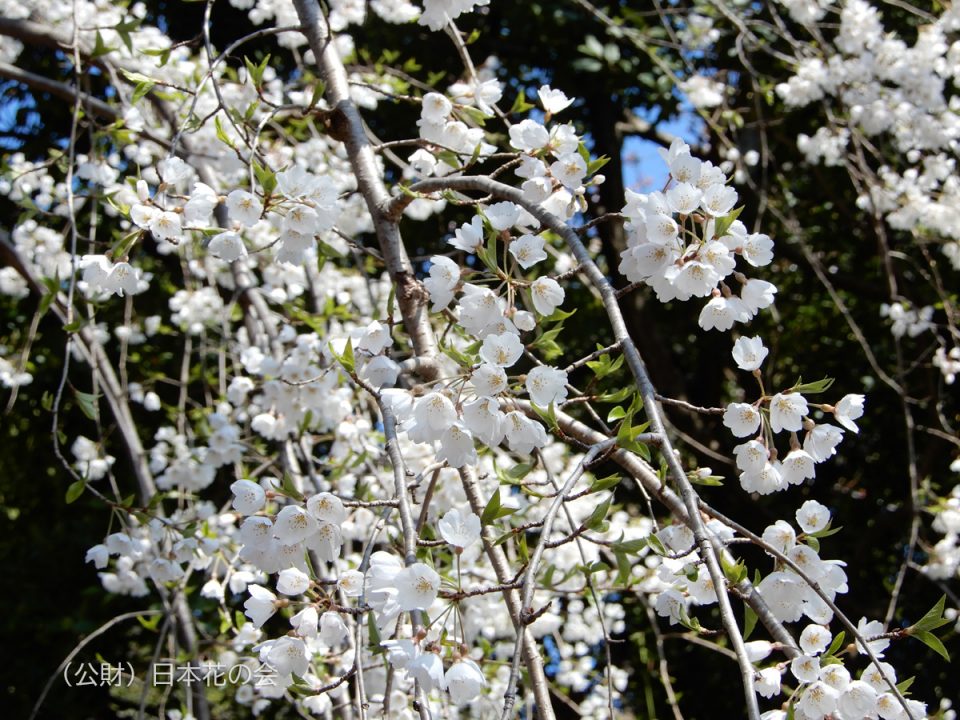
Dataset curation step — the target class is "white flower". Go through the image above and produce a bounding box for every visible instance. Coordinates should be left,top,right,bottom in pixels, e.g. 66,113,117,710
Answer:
740,278,778,314
413,392,458,437
791,654,821,684
480,333,524,368
395,562,441,611
421,92,453,121
665,261,719,297
275,166,320,199
409,651,446,691
513,310,535,332
471,363,508,396
723,402,761,437
158,157,191,185
797,680,838,718
701,184,738,216
226,189,263,227
509,119,550,152
796,500,830,534
780,449,816,486
485,201,522,231
231,479,266,515
85,544,109,569
149,211,183,240
449,215,484,253
666,182,703,215
244,585,278,627
740,461,786,495
208,231,247,261
655,588,686,625
799,624,832,655
183,183,220,225
820,663,851,692
742,233,774,266
699,295,745,331
462,396,506,447
509,234,548,269
833,393,865,433
240,516,274,549
755,667,781,699
761,520,796,554
538,85,574,114
525,365,568,407
732,336,768,372
856,617,890,658
103,262,141,297
757,571,806,622
290,606,318,638
550,152,587,189
438,508,481,549
734,440,768,473
445,659,485,704
338,570,364,597
360,355,400,388
503,411,548,455
307,523,343,563
803,424,844,462
744,640,773,663
409,148,437,176
277,567,311,596
265,636,309,677
423,255,460,310
438,423,477,468
839,680,878,719
319,611,349,646
306,492,347,526
769,392,808,433
274,505,319,545
530,277,565,316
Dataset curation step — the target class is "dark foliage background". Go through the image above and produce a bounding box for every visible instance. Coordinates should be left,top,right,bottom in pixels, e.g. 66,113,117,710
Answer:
1,1,956,718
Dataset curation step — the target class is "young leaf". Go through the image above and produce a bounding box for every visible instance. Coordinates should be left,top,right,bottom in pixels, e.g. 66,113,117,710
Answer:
910,629,951,661
65,480,86,504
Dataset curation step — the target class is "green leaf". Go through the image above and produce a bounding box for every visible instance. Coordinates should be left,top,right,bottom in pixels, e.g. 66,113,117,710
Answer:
911,629,951,661
509,89,535,115
529,402,559,433
253,160,279,197
584,496,612,532
74,390,100,420
367,612,383,653
328,338,355,374
611,537,648,554
824,630,846,658
65,480,86,504
587,155,611,176
457,105,489,126
896,676,915,694
114,17,142,52
131,79,155,105
713,206,744,238
589,473,620,493
480,490,502,526
136,613,162,631
278,473,305,502
790,377,835,395
308,81,326,110
214,115,236,149
598,386,633,404
91,31,116,59
743,604,758,641
506,463,534,481
606,406,627,423
909,595,951,633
